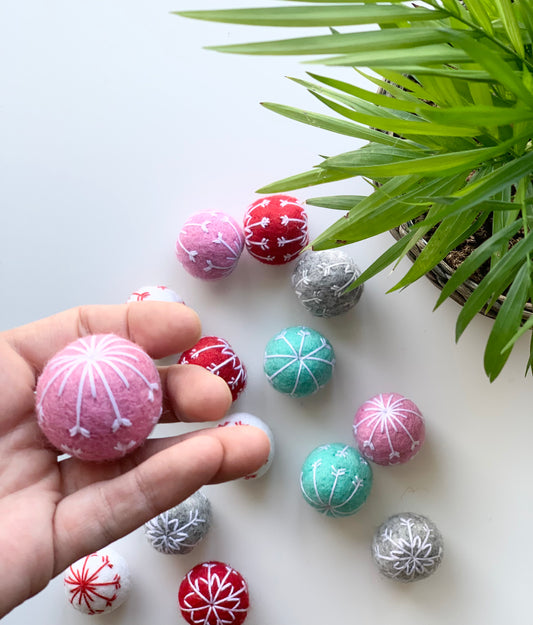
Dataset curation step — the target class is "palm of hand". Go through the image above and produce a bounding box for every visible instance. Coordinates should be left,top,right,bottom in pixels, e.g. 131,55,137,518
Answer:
0,303,269,618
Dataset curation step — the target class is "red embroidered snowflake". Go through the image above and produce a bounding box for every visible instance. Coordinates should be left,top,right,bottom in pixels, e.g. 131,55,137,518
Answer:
64,550,129,615
178,561,249,625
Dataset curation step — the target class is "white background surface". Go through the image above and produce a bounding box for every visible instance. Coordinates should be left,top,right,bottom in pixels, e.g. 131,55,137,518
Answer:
2,1,533,623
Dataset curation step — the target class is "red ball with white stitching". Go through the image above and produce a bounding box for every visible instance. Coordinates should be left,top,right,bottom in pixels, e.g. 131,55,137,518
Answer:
177,336,246,402
243,194,308,265
178,561,249,625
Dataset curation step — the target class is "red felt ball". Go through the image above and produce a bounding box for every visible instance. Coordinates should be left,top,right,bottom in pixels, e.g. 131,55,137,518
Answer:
178,561,249,625
243,194,309,265
177,336,246,401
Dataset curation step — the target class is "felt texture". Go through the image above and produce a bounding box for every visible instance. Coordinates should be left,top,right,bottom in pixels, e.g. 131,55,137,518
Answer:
176,210,244,280
300,443,373,517
243,194,308,265
263,326,335,397
178,561,249,625
144,490,212,555
291,249,363,317
64,548,131,615
372,512,444,582
127,285,184,303
353,393,425,466
35,333,162,462
178,336,247,402
217,412,275,479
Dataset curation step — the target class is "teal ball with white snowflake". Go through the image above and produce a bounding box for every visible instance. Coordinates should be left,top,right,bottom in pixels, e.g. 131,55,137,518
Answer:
300,443,373,517
263,326,335,397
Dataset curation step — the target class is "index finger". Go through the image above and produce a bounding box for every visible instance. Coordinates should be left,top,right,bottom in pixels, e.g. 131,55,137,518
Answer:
4,302,201,373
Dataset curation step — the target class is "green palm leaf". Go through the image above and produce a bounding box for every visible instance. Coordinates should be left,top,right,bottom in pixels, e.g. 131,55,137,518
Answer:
206,28,454,56
484,263,531,380
176,5,446,27
178,0,533,380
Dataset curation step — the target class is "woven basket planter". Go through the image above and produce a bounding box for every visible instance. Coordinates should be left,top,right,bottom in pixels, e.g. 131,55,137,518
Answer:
390,224,533,322
376,83,533,323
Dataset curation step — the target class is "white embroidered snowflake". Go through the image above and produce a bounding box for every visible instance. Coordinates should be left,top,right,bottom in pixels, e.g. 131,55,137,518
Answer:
264,328,334,396
353,393,422,463
181,563,248,625
374,516,442,580
37,334,159,439
145,509,207,554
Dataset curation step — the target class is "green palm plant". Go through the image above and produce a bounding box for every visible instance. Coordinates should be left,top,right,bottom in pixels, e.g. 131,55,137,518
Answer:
177,0,533,381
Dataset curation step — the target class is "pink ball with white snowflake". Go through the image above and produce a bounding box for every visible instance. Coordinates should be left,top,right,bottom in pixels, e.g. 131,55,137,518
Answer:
178,561,249,625
176,210,245,280
64,548,131,615
353,393,425,466
35,334,163,462
127,284,184,303
244,194,308,265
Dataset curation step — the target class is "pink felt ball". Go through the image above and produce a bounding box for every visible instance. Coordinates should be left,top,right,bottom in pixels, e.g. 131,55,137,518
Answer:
176,210,245,280
35,334,163,462
353,393,425,466
243,194,309,265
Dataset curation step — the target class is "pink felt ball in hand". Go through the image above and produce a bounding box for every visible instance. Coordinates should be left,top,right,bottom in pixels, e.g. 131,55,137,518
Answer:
243,194,309,265
353,393,425,466
176,211,245,280
35,334,163,462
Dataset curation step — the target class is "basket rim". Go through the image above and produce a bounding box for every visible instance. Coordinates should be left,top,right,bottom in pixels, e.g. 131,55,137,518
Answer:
390,223,533,321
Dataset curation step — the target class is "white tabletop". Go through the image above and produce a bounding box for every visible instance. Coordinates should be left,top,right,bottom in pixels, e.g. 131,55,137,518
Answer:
2,1,532,623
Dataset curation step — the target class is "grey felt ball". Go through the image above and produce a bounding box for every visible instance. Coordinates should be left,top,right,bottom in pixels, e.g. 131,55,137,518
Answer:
291,249,363,317
144,490,211,555
372,512,443,582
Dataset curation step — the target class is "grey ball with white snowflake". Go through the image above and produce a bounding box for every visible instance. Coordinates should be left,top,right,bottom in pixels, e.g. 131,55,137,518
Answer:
372,512,443,582
291,249,363,317
144,490,211,555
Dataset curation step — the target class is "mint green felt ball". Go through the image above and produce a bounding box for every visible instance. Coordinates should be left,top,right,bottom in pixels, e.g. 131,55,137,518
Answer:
300,443,373,517
263,326,335,397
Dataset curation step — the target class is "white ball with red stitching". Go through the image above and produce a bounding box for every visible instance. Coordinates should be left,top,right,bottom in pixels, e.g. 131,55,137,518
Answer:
63,548,131,615
127,285,184,303
217,412,275,479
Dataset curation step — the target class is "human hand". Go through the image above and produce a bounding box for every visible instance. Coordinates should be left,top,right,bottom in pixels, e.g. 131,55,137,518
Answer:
0,302,269,617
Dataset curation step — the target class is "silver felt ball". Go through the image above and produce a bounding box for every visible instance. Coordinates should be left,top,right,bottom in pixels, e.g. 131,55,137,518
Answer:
372,512,443,582
291,249,363,317
144,490,212,555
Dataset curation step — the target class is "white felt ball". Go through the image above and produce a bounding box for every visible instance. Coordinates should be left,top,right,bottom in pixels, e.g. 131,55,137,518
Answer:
127,285,184,303
216,412,275,479
63,547,131,615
